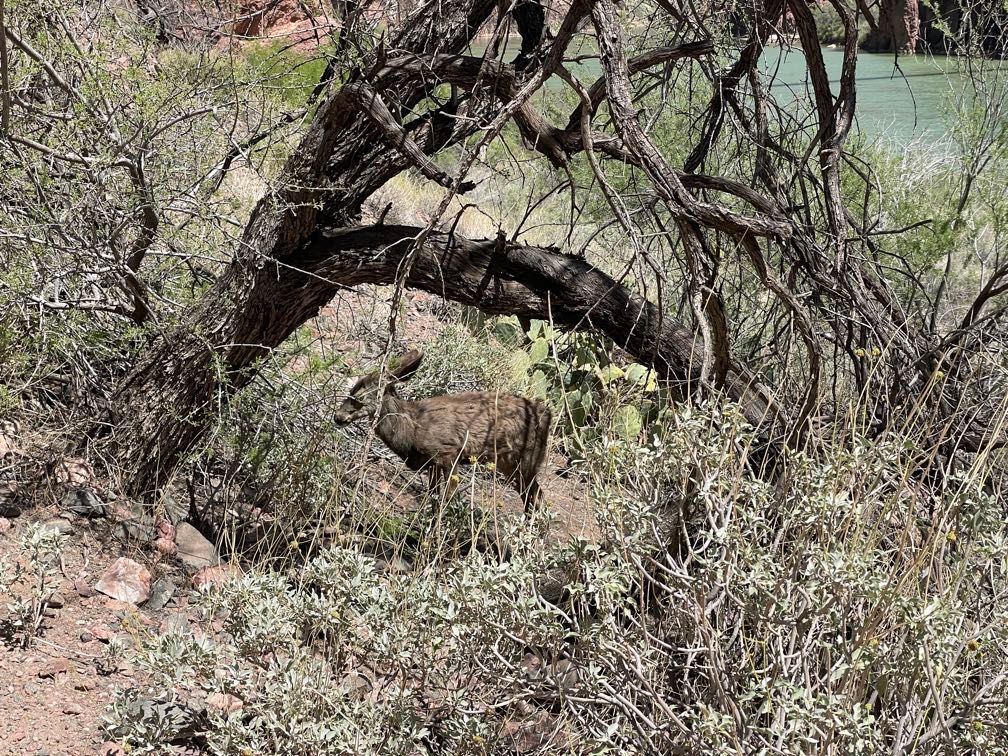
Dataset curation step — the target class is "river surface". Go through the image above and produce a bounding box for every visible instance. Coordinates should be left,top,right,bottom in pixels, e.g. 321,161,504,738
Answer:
763,46,969,144
470,39,976,145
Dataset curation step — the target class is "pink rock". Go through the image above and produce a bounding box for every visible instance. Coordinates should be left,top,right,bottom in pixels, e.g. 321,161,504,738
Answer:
89,625,115,643
74,578,97,598
153,536,178,557
74,674,97,691
0,516,10,533
94,557,151,604
54,457,95,487
103,597,134,612
0,431,22,458
112,505,133,521
155,517,176,539
192,563,240,588
38,658,70,678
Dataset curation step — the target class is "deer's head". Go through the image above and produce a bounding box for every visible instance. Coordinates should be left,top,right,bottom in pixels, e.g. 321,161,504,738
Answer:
333,350,423,426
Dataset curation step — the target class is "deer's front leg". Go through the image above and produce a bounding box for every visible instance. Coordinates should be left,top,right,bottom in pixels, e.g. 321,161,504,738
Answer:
427,464,444,503
440,458,461,503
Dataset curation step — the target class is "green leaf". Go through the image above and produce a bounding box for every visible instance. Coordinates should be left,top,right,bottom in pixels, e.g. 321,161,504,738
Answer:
613,405,642,440
573,342,601,370
529,369,548,400
528,337,549,364
509,349,532,381
492,316,524,347
624,363,650,385
596,365,625,384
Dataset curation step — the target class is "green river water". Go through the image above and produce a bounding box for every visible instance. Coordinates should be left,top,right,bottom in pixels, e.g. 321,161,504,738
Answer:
471,40,976,145
763,46,969,144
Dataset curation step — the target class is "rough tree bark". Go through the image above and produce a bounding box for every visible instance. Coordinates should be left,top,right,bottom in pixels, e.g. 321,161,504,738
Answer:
863,0,919,54
91,0,499,495
311,224,780,422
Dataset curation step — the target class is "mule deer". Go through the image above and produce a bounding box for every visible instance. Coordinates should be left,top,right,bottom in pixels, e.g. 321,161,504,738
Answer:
334,350,551,513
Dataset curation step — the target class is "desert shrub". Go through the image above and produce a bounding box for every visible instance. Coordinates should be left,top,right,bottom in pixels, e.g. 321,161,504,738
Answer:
0,523,66,647
110,403,1008,754
494,316,669,457
404,322,521,397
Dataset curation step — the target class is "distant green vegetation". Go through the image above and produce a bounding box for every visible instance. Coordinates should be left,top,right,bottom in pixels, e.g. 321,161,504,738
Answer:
812,4,871,47
240,41,332,107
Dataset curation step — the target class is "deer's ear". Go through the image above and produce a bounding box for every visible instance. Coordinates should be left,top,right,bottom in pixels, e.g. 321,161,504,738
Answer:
345,375,363,395
393,350,423,381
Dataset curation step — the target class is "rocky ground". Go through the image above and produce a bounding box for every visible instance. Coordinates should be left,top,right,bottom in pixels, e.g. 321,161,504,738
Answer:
0,445,592,755
0,488,231,756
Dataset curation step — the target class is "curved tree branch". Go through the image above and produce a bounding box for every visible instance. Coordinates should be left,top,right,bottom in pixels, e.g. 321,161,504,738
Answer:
309,223,782,429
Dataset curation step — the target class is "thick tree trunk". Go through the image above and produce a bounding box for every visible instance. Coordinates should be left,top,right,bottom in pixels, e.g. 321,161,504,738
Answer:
91,0,499,497
863,0,919,54
94,255,342,498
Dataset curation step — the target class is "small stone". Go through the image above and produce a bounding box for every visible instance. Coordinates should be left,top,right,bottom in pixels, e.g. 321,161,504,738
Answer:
74,578,96,598
341,670,372,696
192,563,238,588
74,675,97,692
112,502,156,541
103,598,134,613
94,558,151,604
155,517,176,539
161,492,188,523
146,577,176,611
89,626,114,643
22,680,40,695
153,536,177,557
62,702,83,715
175,523,219,569
38,658,70,678
0,516,11,533
53,457,95,488
79,630,94,643
44,593,65,609
62,488,107,518
39,518,73,536
0,429,19,458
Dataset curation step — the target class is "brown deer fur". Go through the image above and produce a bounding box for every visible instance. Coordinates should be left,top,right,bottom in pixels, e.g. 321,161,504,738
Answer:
334,350,552,513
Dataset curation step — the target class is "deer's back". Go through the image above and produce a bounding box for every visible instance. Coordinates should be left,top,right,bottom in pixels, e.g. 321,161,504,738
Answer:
409,392,550,468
